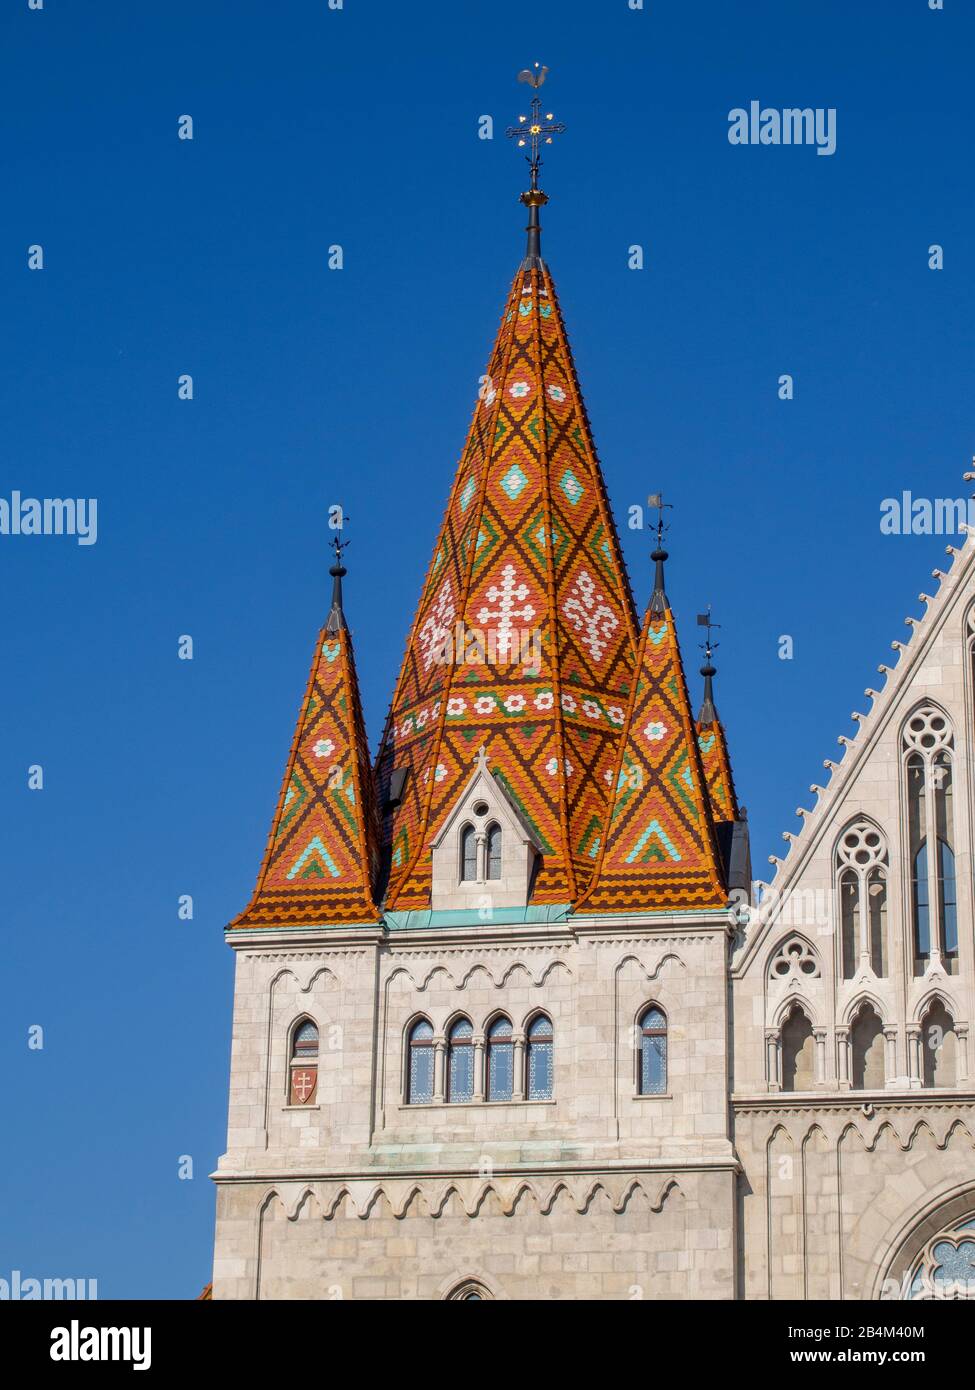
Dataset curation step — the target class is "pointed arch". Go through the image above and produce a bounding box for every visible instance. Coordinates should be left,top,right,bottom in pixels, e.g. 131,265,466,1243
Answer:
405,1015,435,1105
525,1011,554,1100
460,823,477,881
849,1000,885,1091
780,1002,816,1092
912,986,960,1027
919,997,959,1089
485,1013,514,1102
843,991,887,1027
287,1014,320,1106
902,703,956,972
445,1015,474,1103
772,990,821,1030
834,817,889,979
637,1002,668,1095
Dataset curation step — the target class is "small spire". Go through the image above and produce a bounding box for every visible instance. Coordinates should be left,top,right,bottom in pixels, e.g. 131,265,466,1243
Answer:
696,606,721,724
647,493,671,615
325,529,348,633
506,64,566,269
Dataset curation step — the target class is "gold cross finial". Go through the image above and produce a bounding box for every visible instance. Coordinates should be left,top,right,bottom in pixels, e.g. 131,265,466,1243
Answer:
506,64,565,194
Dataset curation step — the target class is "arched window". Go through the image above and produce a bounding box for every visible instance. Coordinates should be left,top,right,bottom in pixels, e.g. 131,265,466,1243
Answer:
289,1018,319,1106
447,1017,474,1103
913,839,930,957
921,1001,958,1089
460,825,477,882
835,821,888,979
850,1004,885,1091
781,1005,815,1092
904,708,956,973
487,823,502,880
447,1281,491,1301
486,1016,513,1101
908,1215,975,1300
868,869,888,977
840,870,859,980
639,1007,667,1095
527,1014,554,1100
407,1018,434,1104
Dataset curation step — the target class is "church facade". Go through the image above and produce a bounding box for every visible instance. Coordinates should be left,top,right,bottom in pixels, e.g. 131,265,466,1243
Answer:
210,176,975,1301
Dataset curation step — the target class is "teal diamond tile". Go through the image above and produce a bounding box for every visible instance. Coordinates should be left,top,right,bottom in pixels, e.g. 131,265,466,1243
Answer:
560,468,584,506
500,463,529,501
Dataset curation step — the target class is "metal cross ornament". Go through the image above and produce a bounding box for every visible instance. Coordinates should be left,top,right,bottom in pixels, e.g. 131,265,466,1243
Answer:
696,605,721,660
646,493,672,549
506,64,566,191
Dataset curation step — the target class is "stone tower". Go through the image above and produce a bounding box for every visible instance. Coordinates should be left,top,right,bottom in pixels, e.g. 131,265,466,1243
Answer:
210,93,750,1299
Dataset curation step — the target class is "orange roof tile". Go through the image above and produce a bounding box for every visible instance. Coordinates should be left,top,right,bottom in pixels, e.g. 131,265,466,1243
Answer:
230,599,381,928
576,570,727,914
375,260,640,908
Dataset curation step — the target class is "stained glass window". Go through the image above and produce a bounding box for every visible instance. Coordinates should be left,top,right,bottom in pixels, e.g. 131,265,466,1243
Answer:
639,1007,667,1095
292,1019,319,1059
447,1017,474,1102
487,1016,513,1101
527,1014,554,1100
407,1018,434,1104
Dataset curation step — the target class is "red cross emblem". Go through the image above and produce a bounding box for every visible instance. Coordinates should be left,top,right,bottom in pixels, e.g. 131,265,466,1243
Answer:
290,1067,317,1105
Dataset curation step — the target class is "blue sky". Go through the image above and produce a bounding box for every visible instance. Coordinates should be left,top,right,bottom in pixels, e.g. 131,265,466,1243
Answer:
3,0,972,1297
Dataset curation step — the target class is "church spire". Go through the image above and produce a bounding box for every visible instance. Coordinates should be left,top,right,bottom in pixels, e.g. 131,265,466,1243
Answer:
647,493,671,617
230,531,381,928
694,608,739,824
325,532,348,634
576,521,727,914
376,71,640,911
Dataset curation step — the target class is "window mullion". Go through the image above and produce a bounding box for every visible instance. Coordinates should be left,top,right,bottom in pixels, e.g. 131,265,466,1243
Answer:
857,869,870,969
923,756,942,965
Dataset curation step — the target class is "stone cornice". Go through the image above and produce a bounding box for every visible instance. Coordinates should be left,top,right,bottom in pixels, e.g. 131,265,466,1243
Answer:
227,926,384,953
211,1154,740,1186
733,1087,975,1116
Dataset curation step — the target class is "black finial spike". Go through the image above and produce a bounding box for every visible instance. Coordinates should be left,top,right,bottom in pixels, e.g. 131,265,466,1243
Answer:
325,528,348,634
647,493,672,615
696,606,721,723
505,66,566,270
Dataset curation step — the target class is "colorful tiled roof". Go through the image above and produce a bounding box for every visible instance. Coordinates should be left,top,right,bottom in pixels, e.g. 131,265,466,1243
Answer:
375,260,641,909
695,669,739,826
229,577,381,928
575,559,727,914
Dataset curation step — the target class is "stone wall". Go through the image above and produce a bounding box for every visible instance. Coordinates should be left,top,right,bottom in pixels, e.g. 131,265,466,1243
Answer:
735,1098,975,1299
212,912,737,1299
215,1168,735,1300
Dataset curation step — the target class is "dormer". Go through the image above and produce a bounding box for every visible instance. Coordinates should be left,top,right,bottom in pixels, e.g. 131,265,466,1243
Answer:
430,749,542,911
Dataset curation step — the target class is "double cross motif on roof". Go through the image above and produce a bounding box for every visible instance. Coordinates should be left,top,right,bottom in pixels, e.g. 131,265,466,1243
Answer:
506,64,566,192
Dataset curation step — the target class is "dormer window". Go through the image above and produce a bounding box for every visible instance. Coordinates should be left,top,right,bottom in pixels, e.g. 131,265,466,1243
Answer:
430,748,542,911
